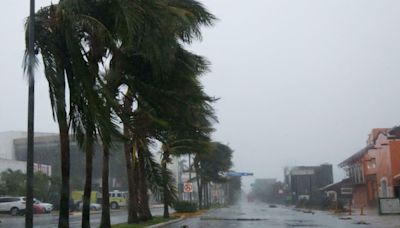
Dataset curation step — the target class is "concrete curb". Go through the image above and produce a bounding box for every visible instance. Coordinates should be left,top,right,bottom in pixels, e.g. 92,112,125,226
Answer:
147,216,184,228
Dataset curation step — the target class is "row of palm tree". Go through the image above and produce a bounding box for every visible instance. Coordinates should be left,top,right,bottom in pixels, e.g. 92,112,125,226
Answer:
25,0,218,227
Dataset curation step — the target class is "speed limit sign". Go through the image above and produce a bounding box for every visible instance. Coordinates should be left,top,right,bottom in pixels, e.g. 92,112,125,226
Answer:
183,182,193,193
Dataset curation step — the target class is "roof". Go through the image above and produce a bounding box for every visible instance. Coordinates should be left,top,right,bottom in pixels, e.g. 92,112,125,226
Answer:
338,144,374,167
320,178,352,191
339,128,389,167
389,126,400,139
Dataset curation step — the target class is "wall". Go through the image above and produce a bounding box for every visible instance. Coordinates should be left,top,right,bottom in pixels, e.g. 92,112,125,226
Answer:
0,158,26,173
352,185,368,208
390,140,400,179
0,131,27,159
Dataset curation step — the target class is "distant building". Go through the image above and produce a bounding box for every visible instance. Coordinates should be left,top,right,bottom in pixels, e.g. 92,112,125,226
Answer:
285,164,333,203
13,134,127,190
0,131,54,175
250,178,284,203
339,128,400,208
252,178,277,196
0,131,54,160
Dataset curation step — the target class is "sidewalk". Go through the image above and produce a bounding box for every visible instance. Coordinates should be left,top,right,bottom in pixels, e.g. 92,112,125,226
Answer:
333,208,400,228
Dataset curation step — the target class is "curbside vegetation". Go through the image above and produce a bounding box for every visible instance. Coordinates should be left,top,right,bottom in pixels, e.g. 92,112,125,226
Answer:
173,201,198,213
112,216,180,228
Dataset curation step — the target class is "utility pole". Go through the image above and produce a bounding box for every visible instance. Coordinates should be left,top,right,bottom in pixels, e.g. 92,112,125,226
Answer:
25,0,35,227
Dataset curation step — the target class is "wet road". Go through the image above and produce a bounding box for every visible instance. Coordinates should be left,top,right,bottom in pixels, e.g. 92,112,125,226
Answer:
165,203,384,228
0,207,166,228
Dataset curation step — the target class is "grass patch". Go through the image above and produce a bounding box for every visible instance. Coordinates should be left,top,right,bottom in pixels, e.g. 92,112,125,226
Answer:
112,216,178,228
172,209,208,219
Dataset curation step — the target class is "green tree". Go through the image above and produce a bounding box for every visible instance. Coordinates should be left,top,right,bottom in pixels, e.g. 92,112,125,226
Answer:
27,0,216,226
194,142,233,208
0,170,56,202
0,169,26,196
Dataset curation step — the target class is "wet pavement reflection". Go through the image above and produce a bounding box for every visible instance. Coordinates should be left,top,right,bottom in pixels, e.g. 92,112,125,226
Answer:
165,202,378,228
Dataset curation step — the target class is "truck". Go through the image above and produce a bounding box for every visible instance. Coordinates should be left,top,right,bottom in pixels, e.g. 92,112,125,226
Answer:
71,190,128,209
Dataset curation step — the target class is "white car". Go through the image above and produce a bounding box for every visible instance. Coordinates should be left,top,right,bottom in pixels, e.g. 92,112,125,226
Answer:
77,202,101,211
34,199,53,213
0,197,26,216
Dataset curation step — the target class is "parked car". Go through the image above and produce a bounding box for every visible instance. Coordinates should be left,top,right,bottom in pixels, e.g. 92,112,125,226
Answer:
32,204,46,214
76,202,101,211
0,197,26,216
34,199,53,213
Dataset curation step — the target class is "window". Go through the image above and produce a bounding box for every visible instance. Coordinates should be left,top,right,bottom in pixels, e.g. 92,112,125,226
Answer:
341,187,352,195
381,180,388,197
349,164,365,184
367,158,376,169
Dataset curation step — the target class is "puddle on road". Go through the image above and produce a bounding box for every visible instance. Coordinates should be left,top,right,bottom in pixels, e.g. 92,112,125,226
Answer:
285,219,325,227
201,217,268,221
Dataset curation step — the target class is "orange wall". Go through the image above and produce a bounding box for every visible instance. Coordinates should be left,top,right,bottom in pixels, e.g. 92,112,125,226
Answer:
352,185,368,208
390,140,400,181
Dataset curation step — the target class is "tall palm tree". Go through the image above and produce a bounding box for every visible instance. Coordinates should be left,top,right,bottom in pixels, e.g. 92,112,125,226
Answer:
113,1,215,220
27,1,114,226
26,6,72,226
27,0,217,226
25,0,36,226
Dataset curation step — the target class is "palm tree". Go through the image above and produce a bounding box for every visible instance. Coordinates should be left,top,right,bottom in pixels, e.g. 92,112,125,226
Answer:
27,2,114,226
25,0,36,226
26,6,72,226
27,0,216,226
194,142,233,208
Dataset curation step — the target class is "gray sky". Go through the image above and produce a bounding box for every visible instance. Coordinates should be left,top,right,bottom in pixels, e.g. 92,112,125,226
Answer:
2,0,400,190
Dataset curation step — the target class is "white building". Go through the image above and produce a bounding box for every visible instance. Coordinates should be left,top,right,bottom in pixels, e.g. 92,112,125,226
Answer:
0,131,54,175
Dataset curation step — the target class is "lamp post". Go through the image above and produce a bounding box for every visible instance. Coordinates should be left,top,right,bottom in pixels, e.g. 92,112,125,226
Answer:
25,0,35,227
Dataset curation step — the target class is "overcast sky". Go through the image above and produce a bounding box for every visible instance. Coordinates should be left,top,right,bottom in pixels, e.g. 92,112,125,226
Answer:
2,0,400,190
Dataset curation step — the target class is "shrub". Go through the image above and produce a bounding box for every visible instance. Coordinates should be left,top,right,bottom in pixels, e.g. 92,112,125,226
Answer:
173,201,198,212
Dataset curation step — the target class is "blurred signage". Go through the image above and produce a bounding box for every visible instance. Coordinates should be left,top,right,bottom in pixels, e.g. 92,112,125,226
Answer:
184,182,193,193
226,172,254,177
34,163,52,176
379,198,400,214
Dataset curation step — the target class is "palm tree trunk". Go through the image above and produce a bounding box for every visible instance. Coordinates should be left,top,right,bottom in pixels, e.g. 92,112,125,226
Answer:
123,96,139,224
208,184,210,207
206,182,210,208
162,151,170,218
100,145,111,228
124,135,138,223
194,161,202,209
25,0,35,226
57,94,70,228
82,141,93,228
124,141,139,223
137,143,152,221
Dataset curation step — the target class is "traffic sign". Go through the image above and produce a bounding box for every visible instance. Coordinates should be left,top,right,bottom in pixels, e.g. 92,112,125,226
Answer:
225,172,254,177
184,182,193,193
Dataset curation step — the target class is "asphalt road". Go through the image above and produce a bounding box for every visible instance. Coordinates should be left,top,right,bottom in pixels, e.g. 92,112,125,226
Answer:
0,207,166,228
165,202,382,228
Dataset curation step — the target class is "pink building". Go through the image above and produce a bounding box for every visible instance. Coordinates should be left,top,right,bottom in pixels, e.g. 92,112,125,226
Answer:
339,128,400,208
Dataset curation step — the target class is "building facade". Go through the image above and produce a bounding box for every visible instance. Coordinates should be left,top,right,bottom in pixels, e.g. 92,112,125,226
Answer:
13,134,128,190
285,164,333,203
339,128,400,208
